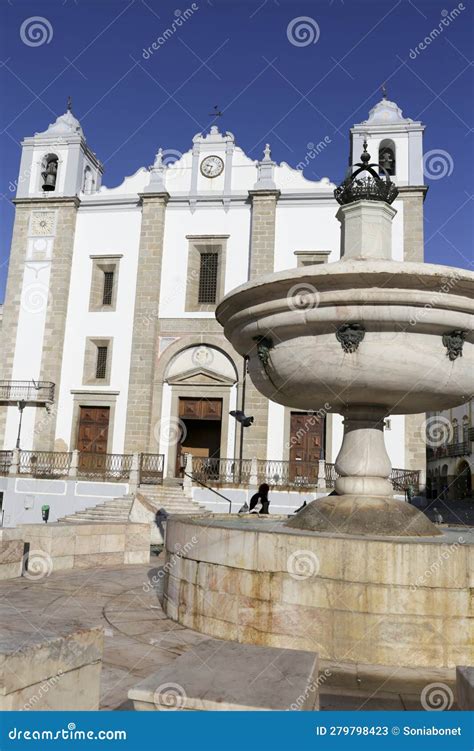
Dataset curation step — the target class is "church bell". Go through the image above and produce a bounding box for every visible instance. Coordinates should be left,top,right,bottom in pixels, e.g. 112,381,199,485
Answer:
42,159,58,191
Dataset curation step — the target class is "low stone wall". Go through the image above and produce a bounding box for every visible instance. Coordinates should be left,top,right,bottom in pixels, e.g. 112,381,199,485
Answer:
1,522,150,575
0,625,103,710
163,516,473,670
0,537,23,580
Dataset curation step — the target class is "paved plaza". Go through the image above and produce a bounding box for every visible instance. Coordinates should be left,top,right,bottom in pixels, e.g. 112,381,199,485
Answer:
0,552,461,712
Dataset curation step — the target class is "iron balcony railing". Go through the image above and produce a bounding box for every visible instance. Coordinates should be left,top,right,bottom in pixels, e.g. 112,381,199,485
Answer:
327,464,420,493
390,468,420,493
192,457,253,486
0,450,13,475
77,452,133,481
428,441,471,459
257,459,319,488
0,380,55,404
19,450,71,478
139,453,165,485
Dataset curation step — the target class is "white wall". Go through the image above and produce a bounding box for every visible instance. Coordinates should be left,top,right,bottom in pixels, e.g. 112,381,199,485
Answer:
55,206,142,451
159,204,252,318
274,203,339,271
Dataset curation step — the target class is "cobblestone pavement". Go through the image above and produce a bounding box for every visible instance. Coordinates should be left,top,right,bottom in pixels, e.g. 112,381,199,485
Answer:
0,554,458,711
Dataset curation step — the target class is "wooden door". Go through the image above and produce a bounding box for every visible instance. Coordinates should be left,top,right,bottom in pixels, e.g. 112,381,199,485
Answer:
178,398,222,420
289,412,323,483
77,406,110,464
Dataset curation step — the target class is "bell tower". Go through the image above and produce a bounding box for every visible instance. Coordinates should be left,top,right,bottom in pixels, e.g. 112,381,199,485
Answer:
16,98,103,199
0,102,103,451
350,92,425,188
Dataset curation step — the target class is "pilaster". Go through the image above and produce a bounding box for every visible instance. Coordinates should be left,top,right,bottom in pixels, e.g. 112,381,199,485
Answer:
31,198,80,449
124,192,169,453
243,189,280,459
397,186,428,263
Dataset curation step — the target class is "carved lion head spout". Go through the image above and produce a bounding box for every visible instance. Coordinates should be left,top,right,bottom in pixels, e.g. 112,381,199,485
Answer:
442,330,466,361
336,323,366,354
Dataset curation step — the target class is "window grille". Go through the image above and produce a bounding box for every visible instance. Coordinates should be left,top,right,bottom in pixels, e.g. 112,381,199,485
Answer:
102,271,114,305
96,346,108,379
198,252,218,304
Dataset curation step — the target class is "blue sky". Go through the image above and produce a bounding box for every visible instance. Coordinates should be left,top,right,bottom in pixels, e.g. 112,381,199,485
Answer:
0,0,472,301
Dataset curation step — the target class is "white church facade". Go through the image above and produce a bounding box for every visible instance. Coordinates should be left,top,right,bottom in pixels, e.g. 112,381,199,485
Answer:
0,95,428,485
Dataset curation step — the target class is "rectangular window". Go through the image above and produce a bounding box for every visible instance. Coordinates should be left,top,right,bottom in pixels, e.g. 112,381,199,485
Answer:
89,255,122,312
96,346,108,379
198,252,219,304
102,271,114,306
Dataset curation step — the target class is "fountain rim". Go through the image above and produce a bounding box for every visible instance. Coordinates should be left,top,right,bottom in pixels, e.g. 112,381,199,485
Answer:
165,513,473,545
216,258,474,325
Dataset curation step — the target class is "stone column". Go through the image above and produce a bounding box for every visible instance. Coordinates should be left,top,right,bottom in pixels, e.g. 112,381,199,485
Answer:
69,449,79,479
317,458,326,490
243,190,280,459
336,200,396,261
249,456,258,487
129,452,140,492
183,453,193,496
9,449,20,476
124,192,169,453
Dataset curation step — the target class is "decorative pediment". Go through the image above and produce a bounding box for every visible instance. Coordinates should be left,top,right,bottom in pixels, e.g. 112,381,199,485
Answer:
167,366,236,387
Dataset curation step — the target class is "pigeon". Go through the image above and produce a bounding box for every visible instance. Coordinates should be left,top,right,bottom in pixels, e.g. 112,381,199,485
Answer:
238,501,249,515
294,500,307,514
230,410,254,427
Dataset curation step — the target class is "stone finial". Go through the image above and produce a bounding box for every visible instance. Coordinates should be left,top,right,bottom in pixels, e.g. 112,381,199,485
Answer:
146,147,166,192
254,143,276,190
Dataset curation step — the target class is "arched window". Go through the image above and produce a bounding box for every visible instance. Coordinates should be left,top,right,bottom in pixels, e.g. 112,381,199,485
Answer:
462,415,469,442
83,165,94,193
41,153,58,192
379,139,396,176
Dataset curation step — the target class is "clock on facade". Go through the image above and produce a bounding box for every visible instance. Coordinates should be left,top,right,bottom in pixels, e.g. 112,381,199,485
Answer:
200,155,224,178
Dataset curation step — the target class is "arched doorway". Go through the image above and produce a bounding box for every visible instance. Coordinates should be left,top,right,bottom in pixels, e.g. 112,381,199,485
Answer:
160,343,239,477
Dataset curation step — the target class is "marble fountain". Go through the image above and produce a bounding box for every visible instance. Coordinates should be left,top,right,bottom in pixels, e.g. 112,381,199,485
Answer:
162,146,474,669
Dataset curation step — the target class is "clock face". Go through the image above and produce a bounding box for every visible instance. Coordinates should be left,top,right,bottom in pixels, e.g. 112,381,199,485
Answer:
200,155,224,178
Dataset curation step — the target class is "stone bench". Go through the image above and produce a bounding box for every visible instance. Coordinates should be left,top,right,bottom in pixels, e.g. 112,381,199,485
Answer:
456,666,474,710
0,625,103,710
129,639,319,711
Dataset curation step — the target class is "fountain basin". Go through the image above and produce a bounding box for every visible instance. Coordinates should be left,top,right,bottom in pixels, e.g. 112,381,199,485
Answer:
217,259,473,414
163,515,473,669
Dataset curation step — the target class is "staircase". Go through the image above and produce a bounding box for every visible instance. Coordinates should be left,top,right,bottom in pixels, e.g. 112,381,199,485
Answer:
58,483,208,523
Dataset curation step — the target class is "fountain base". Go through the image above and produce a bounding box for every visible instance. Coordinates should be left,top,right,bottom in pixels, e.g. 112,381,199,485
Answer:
285,495,441,537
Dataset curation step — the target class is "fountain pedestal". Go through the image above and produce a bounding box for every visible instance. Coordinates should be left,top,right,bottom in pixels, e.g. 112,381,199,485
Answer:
286,404,440,537
334,406,392,497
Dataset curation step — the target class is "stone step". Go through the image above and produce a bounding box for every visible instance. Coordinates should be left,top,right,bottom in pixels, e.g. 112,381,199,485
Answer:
57,486,207,524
